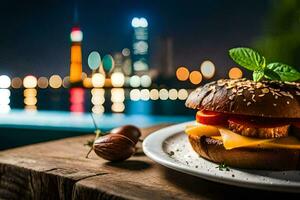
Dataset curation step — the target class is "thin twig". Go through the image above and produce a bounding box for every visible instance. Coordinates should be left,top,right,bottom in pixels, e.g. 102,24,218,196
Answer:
91,113,99,130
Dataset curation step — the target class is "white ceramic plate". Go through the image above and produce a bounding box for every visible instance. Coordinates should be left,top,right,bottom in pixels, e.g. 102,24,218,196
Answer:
143,121,300,193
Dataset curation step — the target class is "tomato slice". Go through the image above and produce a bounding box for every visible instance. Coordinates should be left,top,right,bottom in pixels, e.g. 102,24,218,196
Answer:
196,110,228,125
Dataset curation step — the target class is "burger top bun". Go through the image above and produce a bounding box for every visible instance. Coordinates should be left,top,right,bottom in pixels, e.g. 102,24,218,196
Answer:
185,78,300,118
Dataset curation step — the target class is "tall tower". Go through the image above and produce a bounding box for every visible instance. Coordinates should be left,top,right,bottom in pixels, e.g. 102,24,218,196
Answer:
131,17,149,74
70,26,83,84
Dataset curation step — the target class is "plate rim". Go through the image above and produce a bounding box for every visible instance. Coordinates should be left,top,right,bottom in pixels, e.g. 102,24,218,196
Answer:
143,121,300,193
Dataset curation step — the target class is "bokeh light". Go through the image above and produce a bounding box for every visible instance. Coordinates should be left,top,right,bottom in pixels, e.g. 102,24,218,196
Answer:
70,27,83,42
122,48,130,56
62,76,70,88
92,73,105,88
88,51,101,70
149,89,159,100
83,77,93,88
0,75,11,89
0,89,10,105
159,89,168,100
11,77,22,89
37,77,49,89
130,89,141,101
111,72,125,87
168,89,178,100
130,75,141,88
200,60,215,79
140,75,152,87
189,71,202,85
49,75,62,89
176,67,189,81
111,102,125,113
229,67,243,79
111,88,125,102
102,54,114,74
23,75,37,88
131,17,148,28
140,89,150,101
178,89,189,100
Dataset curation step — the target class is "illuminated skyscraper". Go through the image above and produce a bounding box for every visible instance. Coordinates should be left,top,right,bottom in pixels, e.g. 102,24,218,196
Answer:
70,26,83,84
131,17,149,74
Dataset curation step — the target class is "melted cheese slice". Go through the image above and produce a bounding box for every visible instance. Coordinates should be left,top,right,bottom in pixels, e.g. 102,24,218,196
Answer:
218,128,274,150
186,123,300,150
185,123,220,137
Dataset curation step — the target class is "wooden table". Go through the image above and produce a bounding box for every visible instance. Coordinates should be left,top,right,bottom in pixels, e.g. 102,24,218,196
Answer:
0,124,298,200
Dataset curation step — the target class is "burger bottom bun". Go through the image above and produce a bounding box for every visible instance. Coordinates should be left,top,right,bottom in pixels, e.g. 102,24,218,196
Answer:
188,134,300,170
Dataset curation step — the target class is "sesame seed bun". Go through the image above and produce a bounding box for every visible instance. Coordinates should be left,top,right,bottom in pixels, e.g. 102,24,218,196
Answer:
185,79,300,118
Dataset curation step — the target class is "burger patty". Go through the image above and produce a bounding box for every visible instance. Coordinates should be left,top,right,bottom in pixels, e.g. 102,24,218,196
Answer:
228,119,290,139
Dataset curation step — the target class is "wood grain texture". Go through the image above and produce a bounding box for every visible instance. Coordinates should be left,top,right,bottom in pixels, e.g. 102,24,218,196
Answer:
0,124,299,200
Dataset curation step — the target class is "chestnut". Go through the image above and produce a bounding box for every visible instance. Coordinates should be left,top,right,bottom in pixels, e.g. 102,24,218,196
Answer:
110,125,141,144
93,133,136,161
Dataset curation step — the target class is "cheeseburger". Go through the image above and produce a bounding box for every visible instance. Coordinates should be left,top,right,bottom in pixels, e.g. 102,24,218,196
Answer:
185,78,300,170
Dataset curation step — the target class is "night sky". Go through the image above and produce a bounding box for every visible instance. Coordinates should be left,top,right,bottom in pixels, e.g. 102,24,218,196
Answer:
0,0,270,78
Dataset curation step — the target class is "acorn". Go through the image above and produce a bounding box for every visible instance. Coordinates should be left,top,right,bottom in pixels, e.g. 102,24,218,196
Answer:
93,133,136,161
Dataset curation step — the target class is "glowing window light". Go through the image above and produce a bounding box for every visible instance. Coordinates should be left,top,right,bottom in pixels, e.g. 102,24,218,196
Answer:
178,89,189,100
111,72,125,87
62,76,70,88
200,60,215,79
0,105,10,113
189,71,202,85
140,89,150,101
229,67,243,79
92,73,105,88
140,75,152,88
11,77,22,89
0,75,11,89
149,89,159,100
83,77,93,88
24,97,37,106
111,88,125,102
130,75,141,88
111,102,125,113
37,77,48,89
92,105,105,114
70,27,83,42
159,89,168,100
49,75,62,89
130,89,141,101
23,75,37,88
24,88,37,97
168,89,178,100
176,67,189,81
88,51,101,70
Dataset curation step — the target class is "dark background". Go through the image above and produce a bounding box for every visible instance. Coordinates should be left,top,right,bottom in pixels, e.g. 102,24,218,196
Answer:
0,0,299,78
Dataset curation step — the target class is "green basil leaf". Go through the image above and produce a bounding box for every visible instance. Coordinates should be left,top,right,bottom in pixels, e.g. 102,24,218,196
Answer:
229,47,265,71
267,63,300,82
263,68,281,80
253,70,264,81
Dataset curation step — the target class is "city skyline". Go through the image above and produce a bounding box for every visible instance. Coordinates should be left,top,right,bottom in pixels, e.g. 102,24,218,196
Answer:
0,0,269,77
